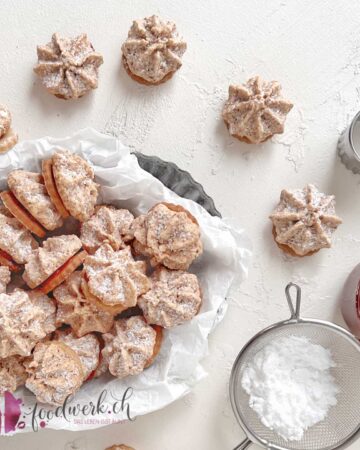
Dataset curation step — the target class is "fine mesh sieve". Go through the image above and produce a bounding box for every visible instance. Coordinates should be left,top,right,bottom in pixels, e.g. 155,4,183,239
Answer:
230,283,360,450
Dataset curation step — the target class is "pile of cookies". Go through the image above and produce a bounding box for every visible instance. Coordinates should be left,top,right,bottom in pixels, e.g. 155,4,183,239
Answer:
0,150,203,406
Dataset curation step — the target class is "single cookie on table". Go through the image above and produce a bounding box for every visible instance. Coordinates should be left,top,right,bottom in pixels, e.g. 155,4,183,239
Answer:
34,33,103,100
130,203,203,270
54,271,114,337
3,170,63,236
42,149,99,222
0,105,18,153
0,207,38,271
222,76,293,144
121,15,187,85
0,289,55,358
0,356,27,395
80,205,134,254
101,316,162,379
55,330,100,381
82,244,150,314
25,341,84,406
22,234,87,293
138,266,202,328
269,184,342,257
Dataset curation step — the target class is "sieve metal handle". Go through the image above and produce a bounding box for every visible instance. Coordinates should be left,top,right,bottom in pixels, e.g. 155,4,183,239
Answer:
233,438,252,449
285,282,301,320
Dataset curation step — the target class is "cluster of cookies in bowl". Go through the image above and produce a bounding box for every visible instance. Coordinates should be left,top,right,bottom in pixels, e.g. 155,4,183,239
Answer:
0,149,204,406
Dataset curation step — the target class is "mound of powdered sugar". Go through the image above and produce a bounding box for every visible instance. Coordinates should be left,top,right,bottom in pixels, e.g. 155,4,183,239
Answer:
241,335,339,441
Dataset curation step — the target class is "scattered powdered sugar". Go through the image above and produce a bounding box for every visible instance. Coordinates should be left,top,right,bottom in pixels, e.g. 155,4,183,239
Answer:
241,335,339,441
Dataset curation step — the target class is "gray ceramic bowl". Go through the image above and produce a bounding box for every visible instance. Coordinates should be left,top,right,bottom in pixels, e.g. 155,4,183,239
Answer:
133,152,221,218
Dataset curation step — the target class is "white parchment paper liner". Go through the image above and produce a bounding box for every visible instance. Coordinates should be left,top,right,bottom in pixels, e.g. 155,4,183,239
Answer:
0,128,251,433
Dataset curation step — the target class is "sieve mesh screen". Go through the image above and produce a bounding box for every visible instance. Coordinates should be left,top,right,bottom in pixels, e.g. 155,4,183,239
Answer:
231,321,360,450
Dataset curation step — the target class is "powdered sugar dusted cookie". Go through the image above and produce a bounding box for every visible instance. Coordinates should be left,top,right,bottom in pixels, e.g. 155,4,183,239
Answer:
25,341,84,406
0,105,18,153
54,271,114,337
130,203,203,270
0,356,27,394
51,149,99,222
222,76,293,144
28,290,57,333
7,170,63,230
82,244,150,314
0,208,38,266
270,184,342,256
93,351,109,379
23,234,85,290
0,266,11,293
80,205,134,254
0,190,46,238
0,105,11,138
122,15,187,85
0,290,56,358
138,267,202,327
55,330,100,381
34,33,103,100
101,316,157,378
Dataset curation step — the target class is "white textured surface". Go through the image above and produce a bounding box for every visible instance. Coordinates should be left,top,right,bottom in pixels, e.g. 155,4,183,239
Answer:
1,0,360,449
